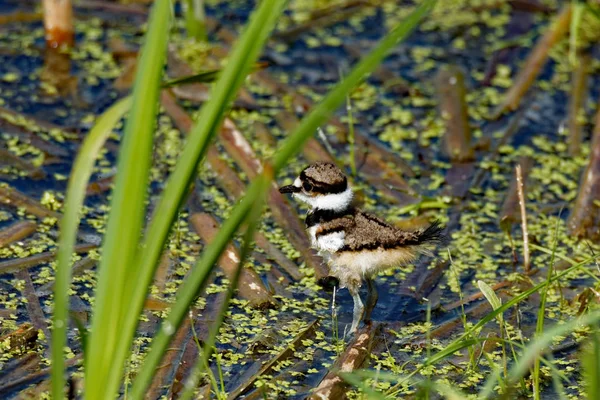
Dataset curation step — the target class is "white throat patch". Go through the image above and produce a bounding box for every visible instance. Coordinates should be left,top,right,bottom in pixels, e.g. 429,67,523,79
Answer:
293,186,353,212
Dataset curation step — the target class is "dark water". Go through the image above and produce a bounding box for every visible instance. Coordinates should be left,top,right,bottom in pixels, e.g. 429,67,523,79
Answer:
0,1,597,398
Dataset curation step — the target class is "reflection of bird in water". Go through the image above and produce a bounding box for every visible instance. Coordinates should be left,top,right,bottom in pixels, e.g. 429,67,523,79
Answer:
280,162,444,333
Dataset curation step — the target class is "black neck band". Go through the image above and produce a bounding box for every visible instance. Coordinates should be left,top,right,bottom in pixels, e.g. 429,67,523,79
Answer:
305,206,354,227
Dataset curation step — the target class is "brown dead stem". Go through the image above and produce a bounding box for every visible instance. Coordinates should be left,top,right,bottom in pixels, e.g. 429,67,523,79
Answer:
493,5,572,118
145,318,192,400
443,268,539,311
518,165,530,270
0,220,37,247
499,156,533,230
0,109,68,157
0,11,43,24
0,355,81,395
190,213,274,308
0,184,60,219
437,65,474,163
168,293,226,398
42,0,74,48
274,1,376,43
568,103,600,241
0,148,46,179
0,243,96,275
309,323,381,400
15,269,51,357
568,52,591,156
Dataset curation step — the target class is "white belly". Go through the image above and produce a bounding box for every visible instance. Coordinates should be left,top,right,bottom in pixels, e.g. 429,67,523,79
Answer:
308,225,345,253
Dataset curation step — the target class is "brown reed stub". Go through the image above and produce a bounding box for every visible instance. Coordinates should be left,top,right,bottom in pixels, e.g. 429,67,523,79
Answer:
493,5,572,118
42,0,74,48
0,243,96,275
516,164,530,271
309,323,381,400
436,65,474,163
0,184,61,219
190,212,275,308
0,220,37,247
568,105,600,241
499,156,534,229
568,52,591,156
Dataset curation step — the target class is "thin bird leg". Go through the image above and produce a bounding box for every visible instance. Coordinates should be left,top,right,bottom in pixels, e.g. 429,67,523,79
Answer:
364,276,378,324
349,284,364,334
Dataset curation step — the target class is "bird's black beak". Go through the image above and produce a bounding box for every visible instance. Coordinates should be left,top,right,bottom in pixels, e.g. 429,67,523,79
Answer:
279,185,301,194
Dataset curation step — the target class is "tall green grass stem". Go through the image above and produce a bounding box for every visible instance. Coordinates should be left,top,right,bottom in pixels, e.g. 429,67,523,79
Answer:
84,1,172,398
183,0,207,42
51,96,132,399
179,177,268,400
127,1,287,394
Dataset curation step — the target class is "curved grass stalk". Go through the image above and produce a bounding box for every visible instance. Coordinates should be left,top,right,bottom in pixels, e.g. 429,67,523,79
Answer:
179,174,270,400
126,1,288,395
51,96,132,399
131,0,436,395
84,1,173,398
52,66,222,399
532,216,561,399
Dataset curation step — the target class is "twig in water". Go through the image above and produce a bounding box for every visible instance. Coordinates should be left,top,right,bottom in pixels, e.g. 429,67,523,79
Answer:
516,164,530,271
436,65,474,163
0,220,37,247
567,52,590,156
492,5,572,118
568,102,600,240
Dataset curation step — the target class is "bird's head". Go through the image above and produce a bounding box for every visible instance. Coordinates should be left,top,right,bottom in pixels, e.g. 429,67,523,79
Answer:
279,162,353,212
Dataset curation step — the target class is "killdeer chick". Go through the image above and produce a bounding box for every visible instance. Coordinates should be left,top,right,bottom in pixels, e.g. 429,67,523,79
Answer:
279,162,444,333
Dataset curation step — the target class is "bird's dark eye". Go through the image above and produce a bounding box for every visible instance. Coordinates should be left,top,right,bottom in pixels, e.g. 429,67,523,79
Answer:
303,181,313,191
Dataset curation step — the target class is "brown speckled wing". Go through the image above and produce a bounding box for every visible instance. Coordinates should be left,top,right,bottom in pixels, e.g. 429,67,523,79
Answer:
314,216,355,237
341,210,419,251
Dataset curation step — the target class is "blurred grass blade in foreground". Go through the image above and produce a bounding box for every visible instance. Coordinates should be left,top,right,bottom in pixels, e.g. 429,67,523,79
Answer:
128,0,287,396
84,1,172,399
51,96,132,399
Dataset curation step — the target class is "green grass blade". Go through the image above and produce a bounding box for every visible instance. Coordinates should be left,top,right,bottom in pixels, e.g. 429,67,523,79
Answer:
583,330,600,399
130,1,434,395
127,0,287,392
161,69,220,88
533,216,561,399
569,0,584,66
179,176,269,400
182,0,207,42
346,95,357,177
478,280,503,325
161,63,264,88
84,1,172,398
51,96,132,399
